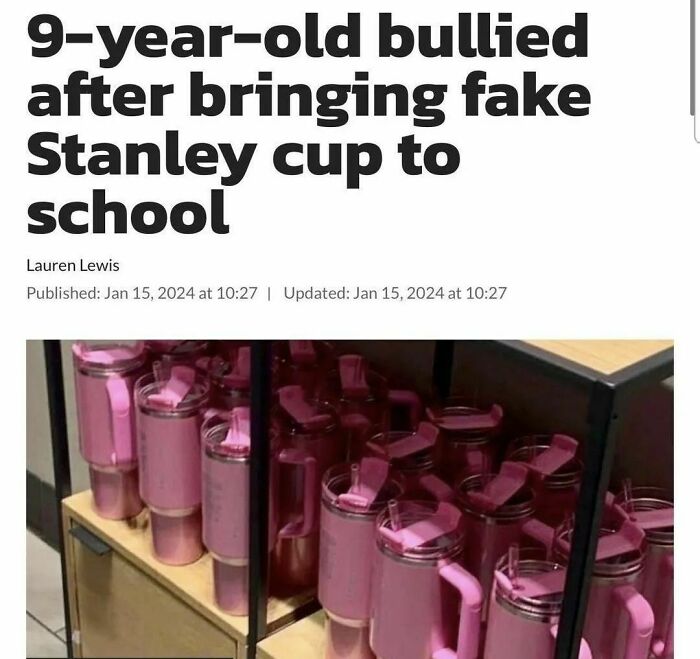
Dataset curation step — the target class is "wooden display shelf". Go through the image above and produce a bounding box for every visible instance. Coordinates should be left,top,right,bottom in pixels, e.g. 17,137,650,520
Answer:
523,340,673,376
258,611,326,659
62,490,315,658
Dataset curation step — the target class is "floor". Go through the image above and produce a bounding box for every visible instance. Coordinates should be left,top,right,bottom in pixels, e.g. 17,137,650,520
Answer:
26,530,67,658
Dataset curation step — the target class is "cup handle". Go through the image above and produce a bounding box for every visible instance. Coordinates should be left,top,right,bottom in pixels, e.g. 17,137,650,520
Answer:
276,448,318,538
612,584,655,659
419,473,455,502
656,554,674,658
549,626,593,659
105,377,133,465
388,389,422,428
433,562,482,659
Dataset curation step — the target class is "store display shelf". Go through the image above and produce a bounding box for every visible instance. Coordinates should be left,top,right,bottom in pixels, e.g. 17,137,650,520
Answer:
522,340,673,376
62,490,315,658
258,611,326,659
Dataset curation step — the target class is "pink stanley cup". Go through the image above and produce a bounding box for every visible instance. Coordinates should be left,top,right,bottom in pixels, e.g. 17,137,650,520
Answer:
318,459,404,659
426,398,503,482
323,355,422,461
457,462,536,616
507,434,582,527
73,341,146,519
370,500,483,659
614,486,674,659
483,545,592,659
197,344,251,410
364,422,454,502
202,407,285,615
529,514,655,659
272,385,343,595
136,364,209,565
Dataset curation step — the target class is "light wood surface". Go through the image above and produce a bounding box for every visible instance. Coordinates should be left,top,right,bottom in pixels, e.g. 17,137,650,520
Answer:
258,611,326,659
62,491,314,650
72,536,237,657
523,340,673,375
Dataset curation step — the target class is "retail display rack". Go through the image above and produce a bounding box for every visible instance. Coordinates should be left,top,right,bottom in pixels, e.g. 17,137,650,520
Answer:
43,339,674,659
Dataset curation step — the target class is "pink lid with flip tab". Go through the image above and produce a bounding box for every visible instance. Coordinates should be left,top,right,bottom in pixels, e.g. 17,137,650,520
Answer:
428,403,503,431
379,501,462,553
146,365,196,408
367,422,438,461
467,462,530,513
73,341,145,369
527,435,579,476
337,457,390,511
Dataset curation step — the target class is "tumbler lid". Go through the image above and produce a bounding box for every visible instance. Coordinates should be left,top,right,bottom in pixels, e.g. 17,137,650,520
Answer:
369,422,438,461
493,546,568,618
466,462,530,513
554,519,646,577
203,407,254,461
507,434,582,488
614,485,674,545
337,458,390,512
73,341,145,372
526,435,579,476
427,402,503,432
147,365,196,408
377,500,464,561
138,365,209,413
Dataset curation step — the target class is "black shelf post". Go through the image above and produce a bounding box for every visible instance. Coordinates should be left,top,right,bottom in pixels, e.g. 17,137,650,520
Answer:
432,340,455,399
554,380,619,659
248,340,272,658
43,340,74,659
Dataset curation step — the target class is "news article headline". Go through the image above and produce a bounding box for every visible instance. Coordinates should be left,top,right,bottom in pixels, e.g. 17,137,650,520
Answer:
25,12,590,234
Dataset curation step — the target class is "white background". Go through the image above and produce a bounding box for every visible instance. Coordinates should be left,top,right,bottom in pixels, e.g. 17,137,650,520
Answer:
1,1,696,656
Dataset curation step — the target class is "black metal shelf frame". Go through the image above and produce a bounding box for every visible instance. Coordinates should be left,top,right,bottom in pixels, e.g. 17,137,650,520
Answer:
42,339,673,659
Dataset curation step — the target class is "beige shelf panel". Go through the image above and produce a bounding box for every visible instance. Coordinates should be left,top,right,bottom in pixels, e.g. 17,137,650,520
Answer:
258,611,326,659
62,490,314,647
523,340,672,376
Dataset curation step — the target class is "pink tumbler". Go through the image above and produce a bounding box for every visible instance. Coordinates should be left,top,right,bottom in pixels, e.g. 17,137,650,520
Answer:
136,364,210,565
318,459,404,659
202,407,288,615
272,385,344,595
456,462,536,614
197,345,251,410
73,341,146,519
365,422,454,502
426,398,503,481
323,355,422,460
483,545,592,659
546,517,655,659
615,486,674,659
370,500,483,659
507,434,582,527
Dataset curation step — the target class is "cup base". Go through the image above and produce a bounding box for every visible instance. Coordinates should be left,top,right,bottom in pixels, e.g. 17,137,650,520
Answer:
89,465,143,520
150,508,203,565
325,616,373,659
213,559,249,615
